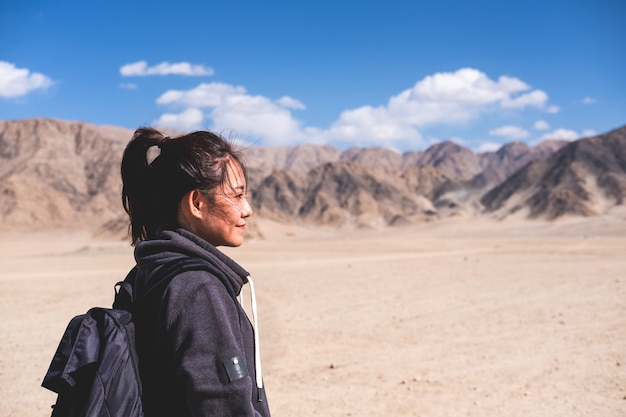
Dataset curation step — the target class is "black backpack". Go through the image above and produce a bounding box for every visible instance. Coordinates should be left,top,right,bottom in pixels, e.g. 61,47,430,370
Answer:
41,257,237,417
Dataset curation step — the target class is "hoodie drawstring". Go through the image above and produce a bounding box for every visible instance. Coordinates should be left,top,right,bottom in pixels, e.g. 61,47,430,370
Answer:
243,275,264,401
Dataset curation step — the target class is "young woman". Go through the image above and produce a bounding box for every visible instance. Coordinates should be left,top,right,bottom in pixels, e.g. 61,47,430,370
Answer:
121,127,270,417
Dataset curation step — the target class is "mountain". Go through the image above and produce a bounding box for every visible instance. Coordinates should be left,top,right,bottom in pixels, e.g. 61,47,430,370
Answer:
481,125,626,219
243,143,341,177
0,118,131,232
1,117,621,236
472,139,568,188
254,161,442,228
340,146,403,170
403,141,483,181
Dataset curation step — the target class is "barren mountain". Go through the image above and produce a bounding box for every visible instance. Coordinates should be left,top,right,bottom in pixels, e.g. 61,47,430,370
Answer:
243,144,341,177
248,139,567,186
340,146,403,170
402,141,483,181
254,161,436,227
0,118,131,231
472,139,568,187
1,117,622,235
481,125,626,219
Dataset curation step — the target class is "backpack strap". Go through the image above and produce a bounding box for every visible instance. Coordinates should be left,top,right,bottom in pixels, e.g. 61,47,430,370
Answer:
114,267,138,309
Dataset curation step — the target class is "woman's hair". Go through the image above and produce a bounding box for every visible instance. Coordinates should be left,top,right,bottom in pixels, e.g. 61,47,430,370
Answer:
121,127,247,245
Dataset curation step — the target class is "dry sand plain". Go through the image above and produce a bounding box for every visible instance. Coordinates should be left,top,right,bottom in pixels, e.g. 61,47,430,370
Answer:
1,215,625,417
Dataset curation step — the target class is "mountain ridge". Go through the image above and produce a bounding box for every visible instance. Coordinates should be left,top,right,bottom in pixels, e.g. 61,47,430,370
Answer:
1,118,624,235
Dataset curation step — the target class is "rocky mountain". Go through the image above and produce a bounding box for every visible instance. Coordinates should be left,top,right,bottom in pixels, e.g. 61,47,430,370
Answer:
0,118,622,235
243,143,341,177
0,118,131,232
481,125,626,219
259,139,568,187
403,141,484,181
339,146,403,171
253,161,450,228
472,139,568,188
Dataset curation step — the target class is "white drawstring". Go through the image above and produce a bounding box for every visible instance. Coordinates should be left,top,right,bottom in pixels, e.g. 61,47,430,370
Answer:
245,275,264,401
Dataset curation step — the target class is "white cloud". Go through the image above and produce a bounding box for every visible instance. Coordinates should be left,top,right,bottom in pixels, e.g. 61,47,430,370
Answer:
155,83,306,144
329,68,550,145
153,67,557,148
501,89,548,109
476,142,502,153
120,61,214,76
546,105,560,114
327,105,423,147
540,128,579,141
582,96,596,104
157,83,246,107
489,125,529,140
534,120,549,130
581,129,596,138
211,94,306,144
276,96,305,110
154,108,204,131
405,70,527,105
0,61,53,98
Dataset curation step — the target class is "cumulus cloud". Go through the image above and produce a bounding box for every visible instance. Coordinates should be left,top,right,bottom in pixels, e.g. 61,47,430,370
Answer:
157,83,246,107
120,61,214,76
534,120,549,130
155,83,307,143
582,96,596,104
276,96,306,110
476,142,503,153
546,105,560,114
153,67,557,148
489,125,529,140
501,90,548,109
0,61,53,98
327,105,422,144
328,68,550,145
154,108,205,131
540,128,580,141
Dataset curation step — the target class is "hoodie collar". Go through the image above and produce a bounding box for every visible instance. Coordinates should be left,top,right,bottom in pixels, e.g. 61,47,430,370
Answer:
134,228,249,291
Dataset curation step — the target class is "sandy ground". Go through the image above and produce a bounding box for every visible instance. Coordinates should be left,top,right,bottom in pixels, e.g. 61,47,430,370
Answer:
1,215,625,417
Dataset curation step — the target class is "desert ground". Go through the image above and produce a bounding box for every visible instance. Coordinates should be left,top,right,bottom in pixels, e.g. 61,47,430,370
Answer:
1,214,625,417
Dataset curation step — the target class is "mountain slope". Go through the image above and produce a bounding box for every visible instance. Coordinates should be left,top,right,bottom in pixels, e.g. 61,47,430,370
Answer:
481,126,626,219
472,140,568,188
254,162,438,228
0,118,131,230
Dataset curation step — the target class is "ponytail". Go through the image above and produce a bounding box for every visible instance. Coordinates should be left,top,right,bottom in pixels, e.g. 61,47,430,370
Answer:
121,128,168,244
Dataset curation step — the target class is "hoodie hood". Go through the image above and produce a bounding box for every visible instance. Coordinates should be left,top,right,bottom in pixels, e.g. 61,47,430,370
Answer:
133,228,249,297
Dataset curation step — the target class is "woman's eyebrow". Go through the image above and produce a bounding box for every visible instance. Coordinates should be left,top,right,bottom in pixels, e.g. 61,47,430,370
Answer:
229,184,246,191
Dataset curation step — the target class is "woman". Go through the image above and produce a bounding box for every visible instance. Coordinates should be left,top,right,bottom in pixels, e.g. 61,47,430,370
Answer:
121,127,271,417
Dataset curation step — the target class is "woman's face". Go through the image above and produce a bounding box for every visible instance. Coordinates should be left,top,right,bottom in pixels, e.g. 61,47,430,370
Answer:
197,159,252,247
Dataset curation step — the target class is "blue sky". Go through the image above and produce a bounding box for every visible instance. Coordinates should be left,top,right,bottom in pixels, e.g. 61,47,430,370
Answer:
1,0,624,152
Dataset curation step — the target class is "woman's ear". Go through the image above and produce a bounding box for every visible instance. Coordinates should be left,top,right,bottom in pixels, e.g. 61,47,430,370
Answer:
180,190,204,220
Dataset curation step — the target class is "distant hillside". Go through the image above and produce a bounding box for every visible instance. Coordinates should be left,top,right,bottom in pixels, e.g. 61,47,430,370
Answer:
249,137,568,186
253,161,447,228
481,125,626,219
0,117,621,236
471,139,567,188
0,118,131,232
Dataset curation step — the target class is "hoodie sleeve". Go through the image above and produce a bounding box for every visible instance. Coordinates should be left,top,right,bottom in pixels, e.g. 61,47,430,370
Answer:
161,271,263,417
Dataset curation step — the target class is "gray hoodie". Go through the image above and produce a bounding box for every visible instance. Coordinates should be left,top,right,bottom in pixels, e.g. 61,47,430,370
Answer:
132,228,270,417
